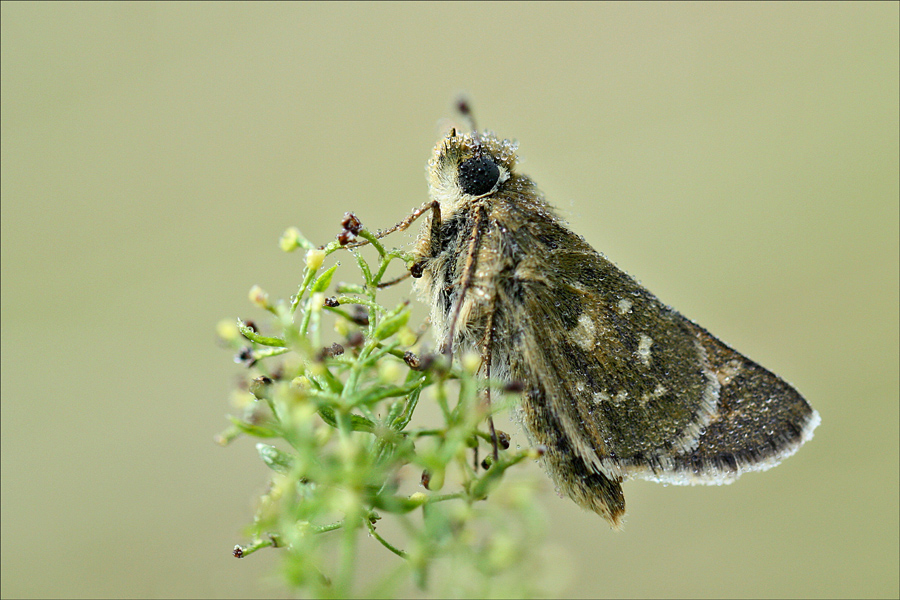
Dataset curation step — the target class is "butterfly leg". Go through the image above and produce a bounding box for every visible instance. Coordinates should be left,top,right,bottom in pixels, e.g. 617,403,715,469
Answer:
344,200,442,249
376,271,412,289
482,301,500,462
441,205,485,360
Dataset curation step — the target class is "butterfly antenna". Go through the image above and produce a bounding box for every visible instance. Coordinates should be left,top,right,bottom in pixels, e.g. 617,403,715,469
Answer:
456,96,479,137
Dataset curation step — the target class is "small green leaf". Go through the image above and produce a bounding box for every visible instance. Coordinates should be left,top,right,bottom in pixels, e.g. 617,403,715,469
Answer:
371,492,428,514
257,443,294,474
373,307,410,340
237,319,287,347
228,415,280,438
317,406,375,432
335,282,365,294
311,263,339,293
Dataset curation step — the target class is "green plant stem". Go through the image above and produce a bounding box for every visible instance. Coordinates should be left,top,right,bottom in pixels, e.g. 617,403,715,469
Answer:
312,521,344,534
238,324,287,347
425,492,466,504
290,267,319,315
336,513,360,597
335,296,385,315
366,518,408,559
349,249,375,292
235,536,276,558
356,229,388,258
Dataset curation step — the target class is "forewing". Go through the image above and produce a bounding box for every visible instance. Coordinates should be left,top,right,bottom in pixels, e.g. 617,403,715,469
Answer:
494,208,818,484
498,217,720,478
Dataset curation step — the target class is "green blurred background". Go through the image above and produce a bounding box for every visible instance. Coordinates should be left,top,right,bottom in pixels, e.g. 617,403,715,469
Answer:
2,2,897,598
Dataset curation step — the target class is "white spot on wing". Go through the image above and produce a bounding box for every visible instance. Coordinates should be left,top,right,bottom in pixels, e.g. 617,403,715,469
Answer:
639,384,667,407
592,391,610,405
637,334,653,365
717,359,743,386
575,312,596,350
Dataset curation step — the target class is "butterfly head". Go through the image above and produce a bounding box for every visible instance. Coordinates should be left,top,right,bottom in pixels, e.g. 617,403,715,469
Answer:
427,129,519,214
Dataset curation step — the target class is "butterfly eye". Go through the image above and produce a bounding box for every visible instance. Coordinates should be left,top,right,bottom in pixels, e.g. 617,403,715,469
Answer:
458,156,500,196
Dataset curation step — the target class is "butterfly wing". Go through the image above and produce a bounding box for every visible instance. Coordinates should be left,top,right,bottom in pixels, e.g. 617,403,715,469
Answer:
494,210,719,474
488,199,817,521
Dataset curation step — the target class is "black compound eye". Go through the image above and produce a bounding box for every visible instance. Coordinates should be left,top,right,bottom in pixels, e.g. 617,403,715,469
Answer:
458,156,500,196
